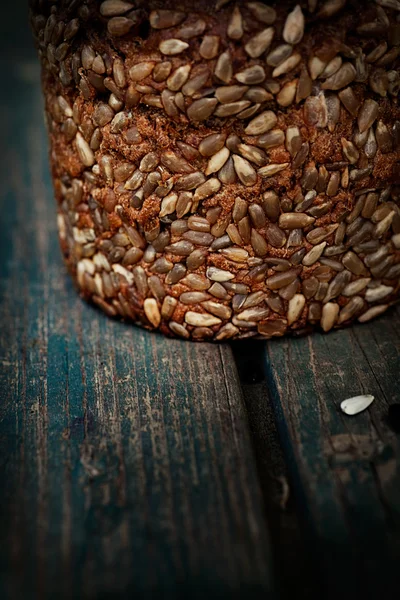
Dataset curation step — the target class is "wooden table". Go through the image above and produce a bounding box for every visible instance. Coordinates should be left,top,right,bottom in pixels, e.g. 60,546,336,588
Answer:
1,6,400,599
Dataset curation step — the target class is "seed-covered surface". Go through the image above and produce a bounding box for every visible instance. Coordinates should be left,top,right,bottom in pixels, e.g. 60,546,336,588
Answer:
30,0,400,341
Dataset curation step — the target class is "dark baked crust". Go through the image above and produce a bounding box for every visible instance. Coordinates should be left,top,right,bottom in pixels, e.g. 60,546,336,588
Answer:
29,0,400,340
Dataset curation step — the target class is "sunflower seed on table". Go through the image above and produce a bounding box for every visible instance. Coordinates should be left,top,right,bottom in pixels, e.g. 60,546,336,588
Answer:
340,395,375,416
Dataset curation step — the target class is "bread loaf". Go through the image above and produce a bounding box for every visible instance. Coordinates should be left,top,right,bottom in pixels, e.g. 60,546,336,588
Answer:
29,0,400,340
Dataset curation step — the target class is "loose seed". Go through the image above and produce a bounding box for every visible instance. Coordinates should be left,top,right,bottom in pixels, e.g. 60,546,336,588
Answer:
340,395,374,416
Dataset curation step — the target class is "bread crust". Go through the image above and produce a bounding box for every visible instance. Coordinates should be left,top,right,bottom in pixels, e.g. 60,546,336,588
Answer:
29,0,400,340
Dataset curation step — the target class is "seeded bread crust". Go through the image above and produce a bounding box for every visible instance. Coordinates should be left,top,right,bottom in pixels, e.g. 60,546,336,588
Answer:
30,0,400,340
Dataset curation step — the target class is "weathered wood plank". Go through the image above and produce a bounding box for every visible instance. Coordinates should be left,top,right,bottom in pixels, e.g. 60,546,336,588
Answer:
261,313,400,598
0,39,274,600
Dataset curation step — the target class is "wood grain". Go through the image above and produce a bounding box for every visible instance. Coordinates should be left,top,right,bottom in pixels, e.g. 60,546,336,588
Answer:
0,44,274,600
261,312,400,598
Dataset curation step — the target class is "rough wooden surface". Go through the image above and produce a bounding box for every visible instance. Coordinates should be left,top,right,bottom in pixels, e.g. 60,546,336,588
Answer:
260,313,400,597
0,36,274,599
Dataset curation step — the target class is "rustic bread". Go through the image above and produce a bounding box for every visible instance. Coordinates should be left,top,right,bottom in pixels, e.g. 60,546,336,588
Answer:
29,0,400,340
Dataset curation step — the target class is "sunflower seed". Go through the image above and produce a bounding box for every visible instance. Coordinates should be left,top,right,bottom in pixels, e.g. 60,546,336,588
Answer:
159,39,189,56
304,93,328,128
321,56,342,79
107,16,134,36
283,5,304,45
206,266,235,282
244,111,277,136
214,50,232,83
208,282,228,299
249,229,267,256
318,0,347,18
338,86,361,117
200,35,220,59
165,264,186,285
143,298,161,328
174,172,206,192
215,101,251,117
217,157,237,184
153,61,172,82
323,271,351,303
204,147,229,175
235,65,266,85
272,53,302,78
183,274,211,290
287,294,306,325
187,98,218,121
364,128,377,158
340,395,374,416
341,138,360,164
198,133,226,157
168,321,189,338
180,292,210,305
183,231,213,246
321,62,356,90
358,99,379,133
236,143,264,166
167,64,191,91
193,178,221,201
177,19,207,39
309,56,327,80
100,1,134,17
232,155,257,186
236,307,270,322
302,242,327,266
342,278,371,297
338,296,365,324
247,2,276,24
259,163,289,177
296,66,313,102
201,301,232,320
227,5,243,39
166,240,194,256
260,191,279,222
376,120,393,153
266,270,298,290
215,86,245,104
279,213,315,229
75,132,95,166
320,302,339,331
267,44,293,67
254,129,284,150
185,311,221,327
365,285,394,303
245,27,275,58
265,224,286,248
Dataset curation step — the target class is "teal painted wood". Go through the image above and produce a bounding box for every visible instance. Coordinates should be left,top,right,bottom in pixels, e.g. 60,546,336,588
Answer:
0,24,274,600
262,315,400,598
